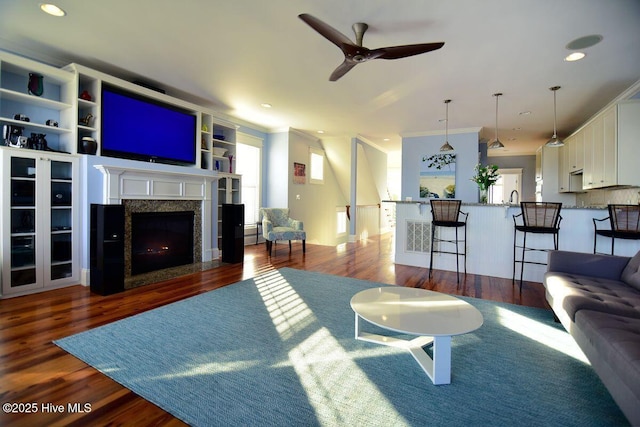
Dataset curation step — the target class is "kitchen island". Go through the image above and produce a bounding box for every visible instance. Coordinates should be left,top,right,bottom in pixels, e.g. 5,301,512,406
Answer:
387,201,640,283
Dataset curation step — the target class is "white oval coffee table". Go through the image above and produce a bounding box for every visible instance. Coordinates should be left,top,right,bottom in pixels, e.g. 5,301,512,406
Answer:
350,286,483,385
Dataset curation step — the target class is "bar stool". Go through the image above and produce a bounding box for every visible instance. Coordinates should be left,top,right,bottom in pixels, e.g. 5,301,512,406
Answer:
593,204,640,254
429,200,468,283
513,202,562,290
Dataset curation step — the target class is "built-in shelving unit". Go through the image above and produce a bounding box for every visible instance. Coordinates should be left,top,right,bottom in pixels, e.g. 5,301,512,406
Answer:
201,112,237,172
64,62,238,171
1,51,243,297
0,51,76,154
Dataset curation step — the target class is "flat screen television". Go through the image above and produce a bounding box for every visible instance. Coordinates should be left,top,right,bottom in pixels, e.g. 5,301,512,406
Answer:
101,84,197,165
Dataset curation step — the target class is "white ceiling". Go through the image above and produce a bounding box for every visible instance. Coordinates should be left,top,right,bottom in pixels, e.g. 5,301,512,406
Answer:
1,0,639,157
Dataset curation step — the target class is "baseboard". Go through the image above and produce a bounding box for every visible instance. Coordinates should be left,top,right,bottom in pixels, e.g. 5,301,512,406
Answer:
80,268,90,286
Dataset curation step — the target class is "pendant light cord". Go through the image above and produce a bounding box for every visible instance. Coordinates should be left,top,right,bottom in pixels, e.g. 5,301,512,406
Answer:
445,99,450,140
552,87,558,138
494,93,502,141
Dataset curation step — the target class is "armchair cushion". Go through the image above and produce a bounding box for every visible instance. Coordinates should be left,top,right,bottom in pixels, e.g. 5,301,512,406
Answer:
260,208,305,241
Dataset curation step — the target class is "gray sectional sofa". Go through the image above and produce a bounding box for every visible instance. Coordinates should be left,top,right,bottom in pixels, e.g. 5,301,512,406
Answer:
544,250,640,425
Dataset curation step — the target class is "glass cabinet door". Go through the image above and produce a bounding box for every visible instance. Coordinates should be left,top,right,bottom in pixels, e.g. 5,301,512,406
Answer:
8,156,39,289
49,160,73,280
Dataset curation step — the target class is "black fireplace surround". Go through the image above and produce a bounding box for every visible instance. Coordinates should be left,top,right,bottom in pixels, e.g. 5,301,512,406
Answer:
131,211,195,275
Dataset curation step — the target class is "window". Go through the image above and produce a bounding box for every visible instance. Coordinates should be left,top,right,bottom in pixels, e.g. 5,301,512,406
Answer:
309,147,324,184
490,168,522,204
235,133,263,227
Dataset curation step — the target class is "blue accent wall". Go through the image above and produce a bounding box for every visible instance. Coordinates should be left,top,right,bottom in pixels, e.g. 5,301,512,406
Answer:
401,130,481,202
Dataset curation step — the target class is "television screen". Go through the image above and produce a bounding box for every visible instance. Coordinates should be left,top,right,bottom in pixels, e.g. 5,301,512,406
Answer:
101,85,196,165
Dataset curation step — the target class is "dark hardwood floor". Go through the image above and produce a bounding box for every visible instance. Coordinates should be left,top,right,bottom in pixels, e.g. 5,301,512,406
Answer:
0,232,548,426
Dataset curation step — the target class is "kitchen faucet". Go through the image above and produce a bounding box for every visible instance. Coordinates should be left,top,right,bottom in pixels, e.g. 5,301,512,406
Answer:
509,189,519,204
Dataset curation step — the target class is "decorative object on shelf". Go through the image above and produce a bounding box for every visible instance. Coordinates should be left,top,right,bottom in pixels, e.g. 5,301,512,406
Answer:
27,72,44,96
213,134,226,141
488,93,505,149
13,113,30,122
228,155,233,173
201,124,208,132
3,125,26,147
545,86,564,147
80,90,92,101
212,147,227,157
420,153,456,198
45,119,59,127
471,163,500,203
27,133,48,151
439,99,454,152
80,136,98,155
79,113,94,126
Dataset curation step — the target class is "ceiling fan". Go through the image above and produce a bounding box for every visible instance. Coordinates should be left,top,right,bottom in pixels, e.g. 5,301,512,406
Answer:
299,13,444,81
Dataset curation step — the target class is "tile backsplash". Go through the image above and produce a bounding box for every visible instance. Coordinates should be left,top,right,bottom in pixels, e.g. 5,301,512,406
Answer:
576,187,640,207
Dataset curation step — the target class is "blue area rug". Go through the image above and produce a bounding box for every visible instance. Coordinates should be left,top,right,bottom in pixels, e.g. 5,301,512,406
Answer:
54,268,627,426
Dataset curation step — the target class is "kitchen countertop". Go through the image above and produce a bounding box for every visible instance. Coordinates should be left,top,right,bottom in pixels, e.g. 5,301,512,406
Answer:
382,200,607,209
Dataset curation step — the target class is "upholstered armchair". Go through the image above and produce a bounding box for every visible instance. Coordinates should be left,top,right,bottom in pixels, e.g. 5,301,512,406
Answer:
260,208,306,256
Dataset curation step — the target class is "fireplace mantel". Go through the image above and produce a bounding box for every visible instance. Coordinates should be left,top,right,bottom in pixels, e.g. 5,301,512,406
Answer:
94,165,218,203
94,164,219,262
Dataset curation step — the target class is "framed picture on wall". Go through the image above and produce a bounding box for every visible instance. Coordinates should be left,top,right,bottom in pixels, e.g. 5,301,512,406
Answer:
420,153,456,198
294,162,306,184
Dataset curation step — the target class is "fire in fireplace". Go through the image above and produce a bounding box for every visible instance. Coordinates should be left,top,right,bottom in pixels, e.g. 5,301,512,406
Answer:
131,211,195,275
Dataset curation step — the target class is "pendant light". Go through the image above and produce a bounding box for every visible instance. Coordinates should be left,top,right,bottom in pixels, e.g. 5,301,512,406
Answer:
439,99,454,152
545,86,564,147
488,93,505,149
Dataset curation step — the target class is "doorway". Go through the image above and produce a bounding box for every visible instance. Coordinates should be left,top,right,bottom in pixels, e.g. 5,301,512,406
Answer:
490,168,522,204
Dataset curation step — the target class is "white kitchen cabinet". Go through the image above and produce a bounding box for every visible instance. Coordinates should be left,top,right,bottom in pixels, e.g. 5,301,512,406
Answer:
1,147,79,298
582,100,640,189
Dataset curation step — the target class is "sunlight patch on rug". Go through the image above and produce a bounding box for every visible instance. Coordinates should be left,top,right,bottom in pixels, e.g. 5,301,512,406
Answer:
496,306,590,364
255,270,409,426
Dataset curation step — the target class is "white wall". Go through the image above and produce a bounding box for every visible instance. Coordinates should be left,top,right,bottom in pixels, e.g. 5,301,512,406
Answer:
287,129,349,246
357,140,388,204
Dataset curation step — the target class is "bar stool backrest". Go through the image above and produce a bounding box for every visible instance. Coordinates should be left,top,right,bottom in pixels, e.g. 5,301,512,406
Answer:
430,200,462,223
521,202,562,229
609,204,640,232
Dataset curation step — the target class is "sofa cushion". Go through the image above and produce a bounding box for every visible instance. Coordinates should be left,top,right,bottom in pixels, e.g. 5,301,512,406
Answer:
574,310,640,418
544,272,640,321
621,250,640,291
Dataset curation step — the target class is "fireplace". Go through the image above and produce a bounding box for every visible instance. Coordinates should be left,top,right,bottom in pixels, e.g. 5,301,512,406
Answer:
131,211,195,275
94,164,218,289
123,199,203,288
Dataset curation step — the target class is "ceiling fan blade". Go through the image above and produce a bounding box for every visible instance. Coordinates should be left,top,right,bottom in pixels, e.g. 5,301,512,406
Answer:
372,42,445,60
329,60,358,81
299,13,357,52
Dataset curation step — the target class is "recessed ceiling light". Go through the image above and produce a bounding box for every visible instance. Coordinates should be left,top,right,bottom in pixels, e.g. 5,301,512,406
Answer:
260,103,272,108
383,138,390,141
40,3,66,17
518,111,531,116
565,52,586,62
512,127,522,131
317,130,324,134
